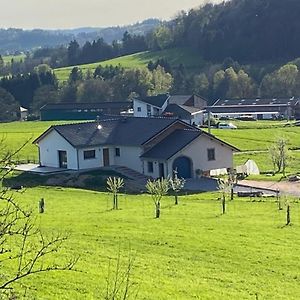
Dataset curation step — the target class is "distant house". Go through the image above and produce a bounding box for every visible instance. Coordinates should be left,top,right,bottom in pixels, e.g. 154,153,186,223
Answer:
33,116,238,179
133,94,207,125
208,98,300,120
40,102,133,121
20,106,28,121
163,104,205,125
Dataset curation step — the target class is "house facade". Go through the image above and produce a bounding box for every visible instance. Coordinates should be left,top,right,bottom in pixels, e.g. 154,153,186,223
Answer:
33,117,238,179
133,94,207,125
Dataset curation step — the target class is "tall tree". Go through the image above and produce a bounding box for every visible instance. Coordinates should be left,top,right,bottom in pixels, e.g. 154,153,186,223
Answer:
0,87,19,122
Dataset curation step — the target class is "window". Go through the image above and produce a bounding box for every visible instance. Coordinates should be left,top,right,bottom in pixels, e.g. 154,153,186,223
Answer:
207,148,215,161
147,104,151,116
84,150,96,160
147,161,154,173
115,148,120,157
137,107,141,112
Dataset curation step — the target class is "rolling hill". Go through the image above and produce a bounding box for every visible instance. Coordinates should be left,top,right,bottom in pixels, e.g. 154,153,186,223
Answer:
54,47,206,82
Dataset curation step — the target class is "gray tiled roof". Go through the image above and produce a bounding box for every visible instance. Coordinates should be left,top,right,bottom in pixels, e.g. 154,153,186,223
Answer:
212,98,299,107
137,94,170,107
141,129,202,159
40,102,132,110
39,117,177,147
168,95,192,105
163,104,203,119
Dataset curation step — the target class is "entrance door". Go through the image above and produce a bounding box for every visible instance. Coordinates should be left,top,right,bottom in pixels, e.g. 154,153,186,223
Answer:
58,150,67,168
172,156,192,178
159,163,165,178
103,148,110,166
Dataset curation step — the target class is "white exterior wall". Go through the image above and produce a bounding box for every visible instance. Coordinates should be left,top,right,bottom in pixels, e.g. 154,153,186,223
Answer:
167,134,234,178
191,112,204,125
133,99,148,117
38,130,78,169
133,99,166,118
78,147,102,169
142,159,166,178
114,146,144,172
75,145,144,171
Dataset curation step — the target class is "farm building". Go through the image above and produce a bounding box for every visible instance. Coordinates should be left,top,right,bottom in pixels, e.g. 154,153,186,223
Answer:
40,102,133,121
208,98,300,120
33,116,238,179
133,94,207,125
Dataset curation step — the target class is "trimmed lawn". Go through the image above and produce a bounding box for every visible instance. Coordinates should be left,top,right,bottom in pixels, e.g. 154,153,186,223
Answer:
4,187,300,299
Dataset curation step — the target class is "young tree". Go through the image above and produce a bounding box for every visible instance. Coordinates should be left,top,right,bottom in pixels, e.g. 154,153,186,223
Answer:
169,170,185,205
228,170,237,201
0,144,77,296
103,249,138,300
286,201,291,226
146,178,169,218
218,178,231,214
269,137,290,176
107,177,124,210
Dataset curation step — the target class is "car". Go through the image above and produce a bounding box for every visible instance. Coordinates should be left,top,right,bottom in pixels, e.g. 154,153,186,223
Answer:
217,122,237,129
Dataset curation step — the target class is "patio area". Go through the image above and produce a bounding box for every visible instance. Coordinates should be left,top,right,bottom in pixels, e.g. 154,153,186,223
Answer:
14,164,70,175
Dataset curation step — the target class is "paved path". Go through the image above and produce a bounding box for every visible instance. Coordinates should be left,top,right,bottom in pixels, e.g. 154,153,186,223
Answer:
239,180,300,197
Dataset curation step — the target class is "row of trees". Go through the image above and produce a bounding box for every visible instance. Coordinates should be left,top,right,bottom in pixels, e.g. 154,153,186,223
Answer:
67,32,148,66
2,59,300,122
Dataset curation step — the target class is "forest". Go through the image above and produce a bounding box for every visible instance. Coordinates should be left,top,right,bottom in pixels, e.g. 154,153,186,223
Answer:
2,0,300,121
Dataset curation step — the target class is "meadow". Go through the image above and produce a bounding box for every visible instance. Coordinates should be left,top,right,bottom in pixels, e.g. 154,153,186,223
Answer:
4,187,300,299
2,54,26,64
1,120,300,298
54,47,205,82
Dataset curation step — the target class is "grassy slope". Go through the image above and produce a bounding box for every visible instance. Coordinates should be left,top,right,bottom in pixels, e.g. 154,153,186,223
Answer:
2,54,26,64
0,120,87,161
54,47,205,82
5,187,300,299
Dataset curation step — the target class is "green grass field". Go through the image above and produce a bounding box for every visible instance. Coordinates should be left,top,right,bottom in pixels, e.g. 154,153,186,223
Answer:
3,187,300,299
2,54,26,64
54,47,205,82
0,121,85,161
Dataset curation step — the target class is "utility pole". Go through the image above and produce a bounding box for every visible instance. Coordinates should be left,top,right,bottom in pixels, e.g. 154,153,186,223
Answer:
208,110,211,134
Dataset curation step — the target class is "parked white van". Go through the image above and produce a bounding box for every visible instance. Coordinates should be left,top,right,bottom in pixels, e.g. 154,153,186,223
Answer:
218,122,237,129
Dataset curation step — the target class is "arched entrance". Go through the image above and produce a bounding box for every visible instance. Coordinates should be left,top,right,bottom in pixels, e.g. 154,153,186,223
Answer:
172,156,192,178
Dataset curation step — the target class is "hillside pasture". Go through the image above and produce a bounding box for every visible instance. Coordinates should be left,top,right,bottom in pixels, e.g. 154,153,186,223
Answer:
3,187,300,299
2,54,26,64
0,121,88,161
54,47,205,82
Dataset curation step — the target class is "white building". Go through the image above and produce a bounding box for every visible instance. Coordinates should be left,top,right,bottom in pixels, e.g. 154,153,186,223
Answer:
133,94,207,126
33,116,238,178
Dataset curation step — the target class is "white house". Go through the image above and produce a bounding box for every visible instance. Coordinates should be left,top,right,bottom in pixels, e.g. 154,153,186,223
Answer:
20,107,28,121
133,94,207,126
133,94,169,118
33,116,238,179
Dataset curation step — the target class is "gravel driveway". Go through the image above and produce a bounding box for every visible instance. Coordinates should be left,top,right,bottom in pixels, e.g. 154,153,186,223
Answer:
239,180,300,197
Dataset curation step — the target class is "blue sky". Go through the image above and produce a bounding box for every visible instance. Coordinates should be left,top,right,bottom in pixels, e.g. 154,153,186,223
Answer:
0,0,220,29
